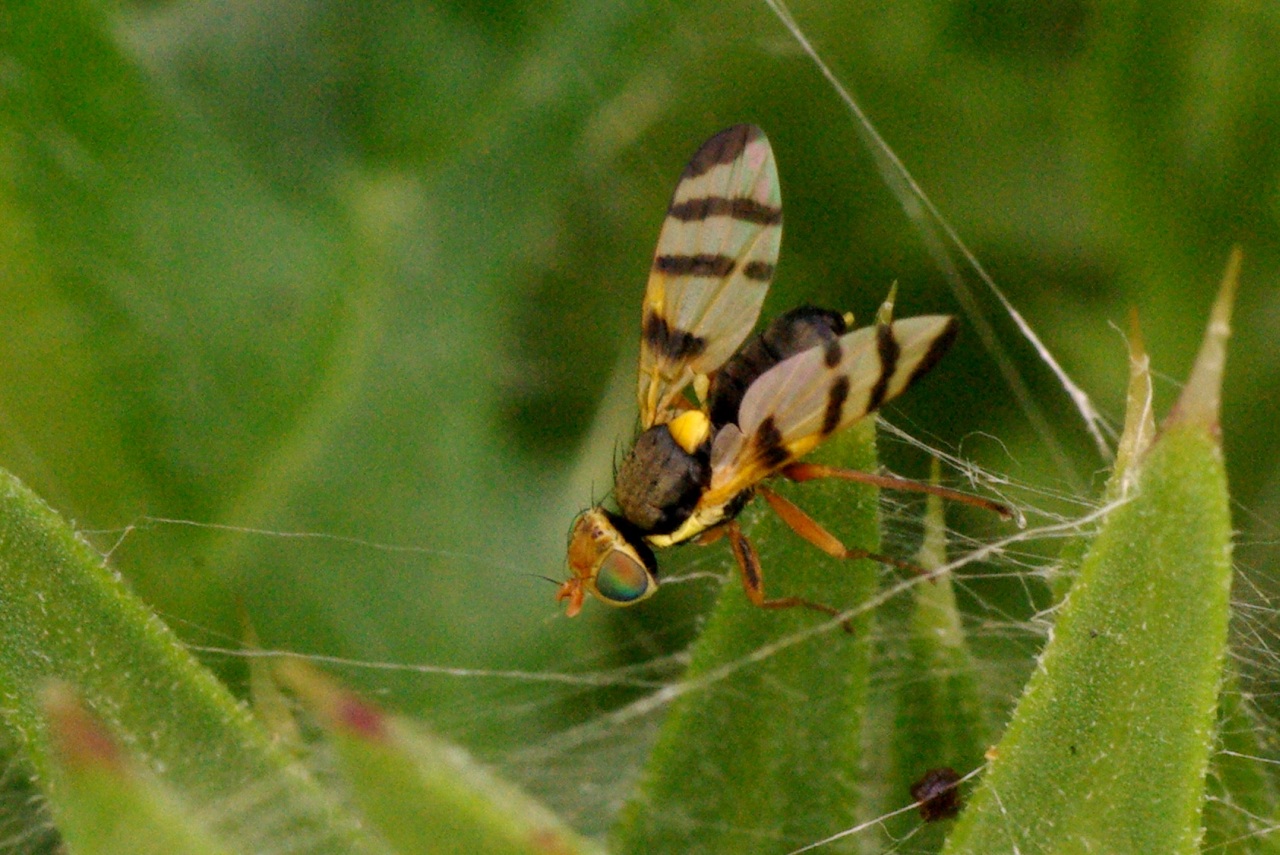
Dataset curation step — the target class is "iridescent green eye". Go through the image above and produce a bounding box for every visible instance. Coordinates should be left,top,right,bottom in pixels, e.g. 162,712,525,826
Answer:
593,550,655,605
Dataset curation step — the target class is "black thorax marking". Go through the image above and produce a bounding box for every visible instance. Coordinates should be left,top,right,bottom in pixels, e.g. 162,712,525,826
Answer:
614,424,711,535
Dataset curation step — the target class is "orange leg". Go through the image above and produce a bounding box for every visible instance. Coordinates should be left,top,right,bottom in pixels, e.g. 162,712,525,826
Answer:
757,485,920,574
723,520,855,633
780,462,1013,520
694,526,727,546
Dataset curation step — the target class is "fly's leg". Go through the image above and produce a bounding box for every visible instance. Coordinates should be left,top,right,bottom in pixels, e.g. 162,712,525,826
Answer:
780,462,1014,521
757,485,919,574
694,526,727,546
723,520,854,633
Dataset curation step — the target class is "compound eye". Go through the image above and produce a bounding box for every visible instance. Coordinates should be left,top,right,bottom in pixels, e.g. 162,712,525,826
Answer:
593,550,655,606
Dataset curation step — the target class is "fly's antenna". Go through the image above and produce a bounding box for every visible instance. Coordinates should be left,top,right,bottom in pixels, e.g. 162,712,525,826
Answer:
530,573,563,587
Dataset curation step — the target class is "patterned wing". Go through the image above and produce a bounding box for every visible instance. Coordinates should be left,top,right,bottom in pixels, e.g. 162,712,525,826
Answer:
703,316,958,505
638,125,782,427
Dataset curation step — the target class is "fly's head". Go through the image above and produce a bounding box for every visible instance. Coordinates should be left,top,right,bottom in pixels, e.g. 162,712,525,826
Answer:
559,508,657,616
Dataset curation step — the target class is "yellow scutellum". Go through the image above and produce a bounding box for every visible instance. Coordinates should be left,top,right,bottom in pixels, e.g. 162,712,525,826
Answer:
668,409,711,454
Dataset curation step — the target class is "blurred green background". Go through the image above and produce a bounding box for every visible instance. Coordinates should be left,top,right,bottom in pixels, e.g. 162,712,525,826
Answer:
2,0,1278,830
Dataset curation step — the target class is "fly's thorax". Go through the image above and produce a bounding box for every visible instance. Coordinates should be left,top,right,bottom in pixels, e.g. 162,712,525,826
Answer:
647,484,755,548
560,508,658,614
614,415,713,536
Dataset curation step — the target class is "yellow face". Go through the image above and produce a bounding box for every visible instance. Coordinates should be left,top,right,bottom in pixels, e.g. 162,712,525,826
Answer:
558,509,657,616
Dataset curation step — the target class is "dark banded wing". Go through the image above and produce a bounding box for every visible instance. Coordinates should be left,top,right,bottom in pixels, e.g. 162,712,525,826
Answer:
702,316,958,506
638,125,782,427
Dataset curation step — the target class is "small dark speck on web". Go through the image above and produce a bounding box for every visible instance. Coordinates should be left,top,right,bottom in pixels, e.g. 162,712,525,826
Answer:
910,766,963,822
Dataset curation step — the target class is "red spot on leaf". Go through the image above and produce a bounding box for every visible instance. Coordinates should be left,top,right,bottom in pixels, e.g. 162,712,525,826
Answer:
336,693,387,741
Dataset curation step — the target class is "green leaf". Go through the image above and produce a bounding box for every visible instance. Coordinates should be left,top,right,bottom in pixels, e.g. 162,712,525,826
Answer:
611,420,883,854
39,683,234,855
0,0,368,641
278,660,608,855
873,462,988,849
1048,307,1159,606
943,255,1238,855
0,468,388,854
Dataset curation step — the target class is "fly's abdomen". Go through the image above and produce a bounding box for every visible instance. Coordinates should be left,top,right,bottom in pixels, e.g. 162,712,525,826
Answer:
614,425,711,535
706,305,848,427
